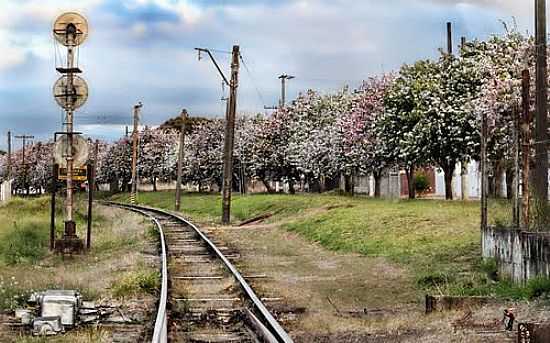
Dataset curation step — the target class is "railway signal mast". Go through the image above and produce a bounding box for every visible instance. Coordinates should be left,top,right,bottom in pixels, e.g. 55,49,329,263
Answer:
52,12,90,253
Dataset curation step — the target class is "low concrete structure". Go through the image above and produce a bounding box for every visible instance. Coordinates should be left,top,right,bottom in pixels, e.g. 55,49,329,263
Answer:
0,179,12,203
482,227,550,283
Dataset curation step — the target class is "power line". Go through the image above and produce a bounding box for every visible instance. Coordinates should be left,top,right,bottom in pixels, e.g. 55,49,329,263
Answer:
239,55,267,108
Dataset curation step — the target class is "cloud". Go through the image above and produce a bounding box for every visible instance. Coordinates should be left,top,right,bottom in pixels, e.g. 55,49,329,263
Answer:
0,0,536,150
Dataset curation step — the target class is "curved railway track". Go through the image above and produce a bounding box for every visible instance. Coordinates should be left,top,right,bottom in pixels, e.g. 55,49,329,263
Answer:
103,202,293,343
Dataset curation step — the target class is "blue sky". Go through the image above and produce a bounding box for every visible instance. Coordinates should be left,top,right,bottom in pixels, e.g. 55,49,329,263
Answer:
0,0,534,150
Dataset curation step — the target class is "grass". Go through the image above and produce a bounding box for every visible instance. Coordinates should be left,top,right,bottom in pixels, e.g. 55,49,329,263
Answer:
109,190,549,300
0,195,158,312
111,268,160,298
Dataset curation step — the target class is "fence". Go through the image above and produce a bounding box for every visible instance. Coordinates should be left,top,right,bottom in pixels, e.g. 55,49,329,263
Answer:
482,226,550,283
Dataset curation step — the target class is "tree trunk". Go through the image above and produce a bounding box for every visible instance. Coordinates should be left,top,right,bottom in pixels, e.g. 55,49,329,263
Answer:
153,176,157,192
443,164,454,200
319,175,326,193
505,166,514,200
373,172,381,198
288,179,296,194
261,178,275,193
405,167,416,199
198,181,203,193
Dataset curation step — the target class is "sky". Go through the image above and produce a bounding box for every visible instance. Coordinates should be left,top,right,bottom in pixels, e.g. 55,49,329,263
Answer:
0,0,536,150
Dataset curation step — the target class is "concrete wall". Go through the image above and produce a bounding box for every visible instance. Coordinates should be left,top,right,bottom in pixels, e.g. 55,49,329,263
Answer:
482,227,550,284
0,179,12,203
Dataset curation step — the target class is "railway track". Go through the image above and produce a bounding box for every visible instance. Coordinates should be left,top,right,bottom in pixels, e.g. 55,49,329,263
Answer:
103,202,293,343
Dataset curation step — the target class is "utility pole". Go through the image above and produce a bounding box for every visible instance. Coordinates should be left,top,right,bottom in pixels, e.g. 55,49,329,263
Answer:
195,45,240,224
175,109,187,211
535,0,549,226
447,22,453,55
278,74,295,108
481,110,488,232
7,131,11,179
221,45,240,224
15,134,34,195
522,70,532,229
125,126,129,138
131,102,142,204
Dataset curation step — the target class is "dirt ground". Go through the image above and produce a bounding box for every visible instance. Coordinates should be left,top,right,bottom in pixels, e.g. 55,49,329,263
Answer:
206,222,550,342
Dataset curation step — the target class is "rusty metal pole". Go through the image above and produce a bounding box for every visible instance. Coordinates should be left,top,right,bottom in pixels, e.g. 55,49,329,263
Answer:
481,110,488,231
513,104,521,228
522,70,532,229
50,163,58,251
534,0,549,229
175,109,187,211
221,45,240,224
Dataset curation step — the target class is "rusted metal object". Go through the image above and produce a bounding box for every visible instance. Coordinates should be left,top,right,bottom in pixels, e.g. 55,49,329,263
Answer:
518,322,550,343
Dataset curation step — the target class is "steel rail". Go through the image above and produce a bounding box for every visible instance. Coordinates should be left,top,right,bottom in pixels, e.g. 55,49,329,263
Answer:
102,203,168,343
102,201,293,343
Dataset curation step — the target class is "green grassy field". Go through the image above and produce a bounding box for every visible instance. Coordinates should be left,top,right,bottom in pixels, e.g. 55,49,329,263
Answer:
109,190,545,299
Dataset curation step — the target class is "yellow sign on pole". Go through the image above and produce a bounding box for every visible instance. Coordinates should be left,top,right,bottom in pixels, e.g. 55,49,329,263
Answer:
58,166,88,181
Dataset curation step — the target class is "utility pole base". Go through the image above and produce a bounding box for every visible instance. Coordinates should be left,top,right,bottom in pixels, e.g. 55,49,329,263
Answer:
55,221,84,255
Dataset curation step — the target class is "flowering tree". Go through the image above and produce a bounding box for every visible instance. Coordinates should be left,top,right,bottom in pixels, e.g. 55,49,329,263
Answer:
464,28,535,197
183,119,224,190
378,60,438,198
339,75,393,195
138,127,178,191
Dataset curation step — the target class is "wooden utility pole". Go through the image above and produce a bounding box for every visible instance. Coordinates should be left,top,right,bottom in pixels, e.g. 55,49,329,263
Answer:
87,139,98,250
522,70,532,229
535,0,549,225
221,45,240,224
447,22,453,55
131,102,142,204
279,74,295,108
175,109,187,211
7,131,11,179
15,134,34,195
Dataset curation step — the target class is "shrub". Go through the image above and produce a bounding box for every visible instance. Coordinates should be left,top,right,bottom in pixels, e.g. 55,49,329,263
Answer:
111,270,160,298
477,258,498,281
0,276,32,310
414,173,430,194
526,277,550,299
0,221,48,265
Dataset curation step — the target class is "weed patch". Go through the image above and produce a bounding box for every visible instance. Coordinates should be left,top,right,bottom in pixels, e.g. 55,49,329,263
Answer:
0,221,48,265
111,270,160,298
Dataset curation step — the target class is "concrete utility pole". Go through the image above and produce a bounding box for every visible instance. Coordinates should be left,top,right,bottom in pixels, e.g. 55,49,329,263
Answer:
447,22,453,55
195,45,241,224
522,70,532,229
15,134,34,195
279,74,295,108
535,0,549,223
7,131,11,179
221,45,240,224
131,102,142,204
175,109,187,211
